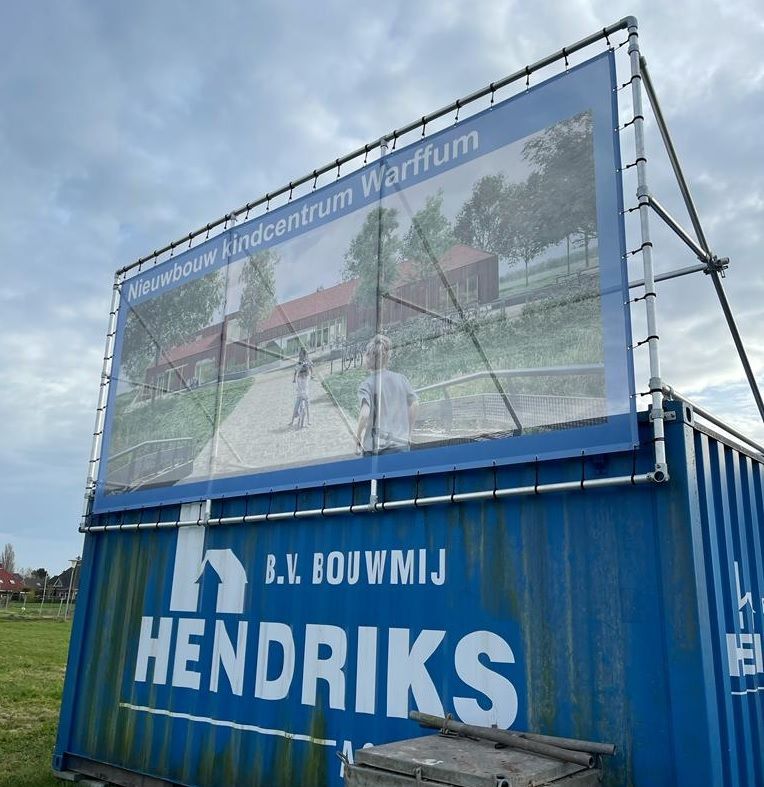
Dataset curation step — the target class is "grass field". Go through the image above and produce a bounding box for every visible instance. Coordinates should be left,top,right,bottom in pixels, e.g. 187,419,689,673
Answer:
0,614,71,787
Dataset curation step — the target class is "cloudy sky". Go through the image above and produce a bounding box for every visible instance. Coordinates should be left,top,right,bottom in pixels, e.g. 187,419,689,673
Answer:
1,0,762,574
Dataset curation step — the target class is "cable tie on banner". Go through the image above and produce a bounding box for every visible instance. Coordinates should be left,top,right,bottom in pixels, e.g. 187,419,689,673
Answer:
170,242,175,257
265,194,271,212
349,478,357,514
450,466,457,503
619,74,641,91
631,447,638,484
562,47,569,68
223,216,228,230
392,131,398,150
377,475,387,512
265,488,273,521
626,241,653,257
618,114,644,131
580,451,586,490
492,461,498,500
245,204,251,220
188,232,193,249
619,156,647,172
421,116,427,137
288,182,294,201
603,28,612,47
534,456,540,494
363,145,369,165
620,205,640,215
414,471,421,508
454,100,460,124
632,334,659,349
312,170,319,190
293,485,299,518
490,82,497,104
205,224,211,240
321,483,327,517
335,159,341,179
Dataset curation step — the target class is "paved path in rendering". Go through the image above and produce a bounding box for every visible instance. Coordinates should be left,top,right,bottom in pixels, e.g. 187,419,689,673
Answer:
191,361,358,479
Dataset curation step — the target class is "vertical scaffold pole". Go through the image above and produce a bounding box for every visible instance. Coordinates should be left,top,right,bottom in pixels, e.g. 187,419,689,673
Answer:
369,137,389,509
82,273,123,522
627,18,667,480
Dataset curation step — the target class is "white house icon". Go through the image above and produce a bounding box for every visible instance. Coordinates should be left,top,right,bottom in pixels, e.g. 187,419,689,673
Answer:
170,503,247,615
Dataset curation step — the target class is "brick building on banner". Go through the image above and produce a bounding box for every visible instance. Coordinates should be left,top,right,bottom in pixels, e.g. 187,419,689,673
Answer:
143,244,499,396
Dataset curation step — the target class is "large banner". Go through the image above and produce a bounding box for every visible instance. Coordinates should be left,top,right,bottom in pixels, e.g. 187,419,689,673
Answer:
94,51,635,513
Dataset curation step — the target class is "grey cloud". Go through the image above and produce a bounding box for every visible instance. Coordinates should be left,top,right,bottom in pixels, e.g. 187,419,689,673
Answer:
0,0,762,570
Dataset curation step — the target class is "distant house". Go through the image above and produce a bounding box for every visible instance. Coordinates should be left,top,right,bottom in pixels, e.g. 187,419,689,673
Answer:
22,575,44,593
50,566,80,601
143,244,499,394
0,565,24,598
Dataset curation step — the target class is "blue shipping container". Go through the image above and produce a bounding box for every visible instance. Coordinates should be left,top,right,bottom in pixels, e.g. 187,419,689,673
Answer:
53,400,764,786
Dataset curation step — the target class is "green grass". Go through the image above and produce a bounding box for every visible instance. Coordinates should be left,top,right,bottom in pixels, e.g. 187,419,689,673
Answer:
500,249,599,294
109,376,254,458
0,617,72,787
0,600,72,620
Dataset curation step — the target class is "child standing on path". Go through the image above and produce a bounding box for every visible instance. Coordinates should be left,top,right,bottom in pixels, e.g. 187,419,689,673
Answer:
290,347,314,428
355,334,418,454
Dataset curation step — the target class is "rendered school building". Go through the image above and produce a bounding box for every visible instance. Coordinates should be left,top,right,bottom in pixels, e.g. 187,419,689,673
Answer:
143,244,499,395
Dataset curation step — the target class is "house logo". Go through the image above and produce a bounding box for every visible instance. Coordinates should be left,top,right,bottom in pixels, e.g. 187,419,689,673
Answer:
170,520,248,615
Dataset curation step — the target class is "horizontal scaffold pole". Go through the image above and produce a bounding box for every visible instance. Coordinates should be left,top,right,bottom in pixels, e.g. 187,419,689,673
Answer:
118,17,635,277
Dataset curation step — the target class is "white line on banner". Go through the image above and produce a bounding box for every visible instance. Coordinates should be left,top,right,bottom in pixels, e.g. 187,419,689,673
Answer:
730,687,764,696
118,702,337,746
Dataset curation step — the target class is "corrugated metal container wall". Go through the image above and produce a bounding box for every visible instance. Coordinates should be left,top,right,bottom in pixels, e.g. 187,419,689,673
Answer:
53,401,764,786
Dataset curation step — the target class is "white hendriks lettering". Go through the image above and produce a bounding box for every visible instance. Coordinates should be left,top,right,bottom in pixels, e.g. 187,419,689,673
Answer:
133,619,517,725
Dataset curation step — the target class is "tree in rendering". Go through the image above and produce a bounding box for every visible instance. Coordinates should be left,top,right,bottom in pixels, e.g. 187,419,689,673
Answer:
343,206,401,318
505,173,551,287
401,191,457,278
522,111,597,271
121,270,225,393
454,173,513,262
238,250,279,366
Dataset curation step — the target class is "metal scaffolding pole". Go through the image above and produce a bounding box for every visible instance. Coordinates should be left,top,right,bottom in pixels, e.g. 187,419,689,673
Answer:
627,20,667,480
640,57,764,423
